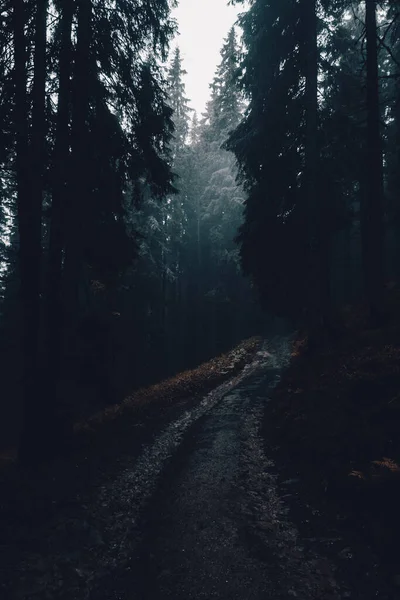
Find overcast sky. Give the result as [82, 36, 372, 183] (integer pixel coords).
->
[171, 0, 243, 116]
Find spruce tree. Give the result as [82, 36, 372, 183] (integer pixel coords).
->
[210, 26, 243, 140]
[227, 0, 306, 319]
[9, 0, 178, 459]
[363, 0, 385, 320]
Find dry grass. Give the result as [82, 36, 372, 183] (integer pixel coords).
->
[0, 336, 262, 555]
[74, 336, 262, 436]
[0, 336, 261, 471]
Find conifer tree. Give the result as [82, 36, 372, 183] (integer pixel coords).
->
[363, 0, 385, 320]
[167, 47, 193, 151]
[227, 0, 306, 318]
[7, 0, 178, 459]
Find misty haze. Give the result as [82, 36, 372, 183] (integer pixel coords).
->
[0, 1, 400, 599]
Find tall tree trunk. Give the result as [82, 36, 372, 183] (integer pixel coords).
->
[46, 0, 74, 418]
[13, 0, 31, 459]
[14, 0, 47, 463]
[363, 0, 385, 321]
[304, 0, 323, 337]
[63, 0, 91, 362]
[161, 238, 168, 373]
[394, 90, 400, 281]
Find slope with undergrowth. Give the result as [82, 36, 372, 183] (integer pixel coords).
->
[0, 337, 262, 542]
[266, 304, 400, 584]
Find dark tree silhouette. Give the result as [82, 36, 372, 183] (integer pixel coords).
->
[13, 0, 48, 463]
[4, 0, 400, 463]
[363, 0, 385, 321]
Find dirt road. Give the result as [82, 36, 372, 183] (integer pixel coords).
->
[8, 339, 356, 599]
[88, 338, 341, 600]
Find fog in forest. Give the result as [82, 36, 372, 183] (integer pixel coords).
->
[2, 1, 400, 598]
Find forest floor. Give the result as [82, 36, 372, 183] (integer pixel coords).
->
[0, 337, 262, 598]
[263, 302, 400, 595]
[1, 325, 400, 599]
[0, 336, 349, 600]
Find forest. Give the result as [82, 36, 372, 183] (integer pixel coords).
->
[0, 0, 398, 456]
[2, 0, 400, 597]
[0, 0, 265, 462]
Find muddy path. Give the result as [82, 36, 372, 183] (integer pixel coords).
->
[88, 338, 340, 600]
[5, 337, 377, 599]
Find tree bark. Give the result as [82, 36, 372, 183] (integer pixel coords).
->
[14, 0, 47, 463]
[304, 0, 325, 339]
[46, 0, 74, 417]
[363, 0, 385, 322]
[304, 0, 318, 238]
[394, 90, 400, 281]
[63, 0, 92, 356]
